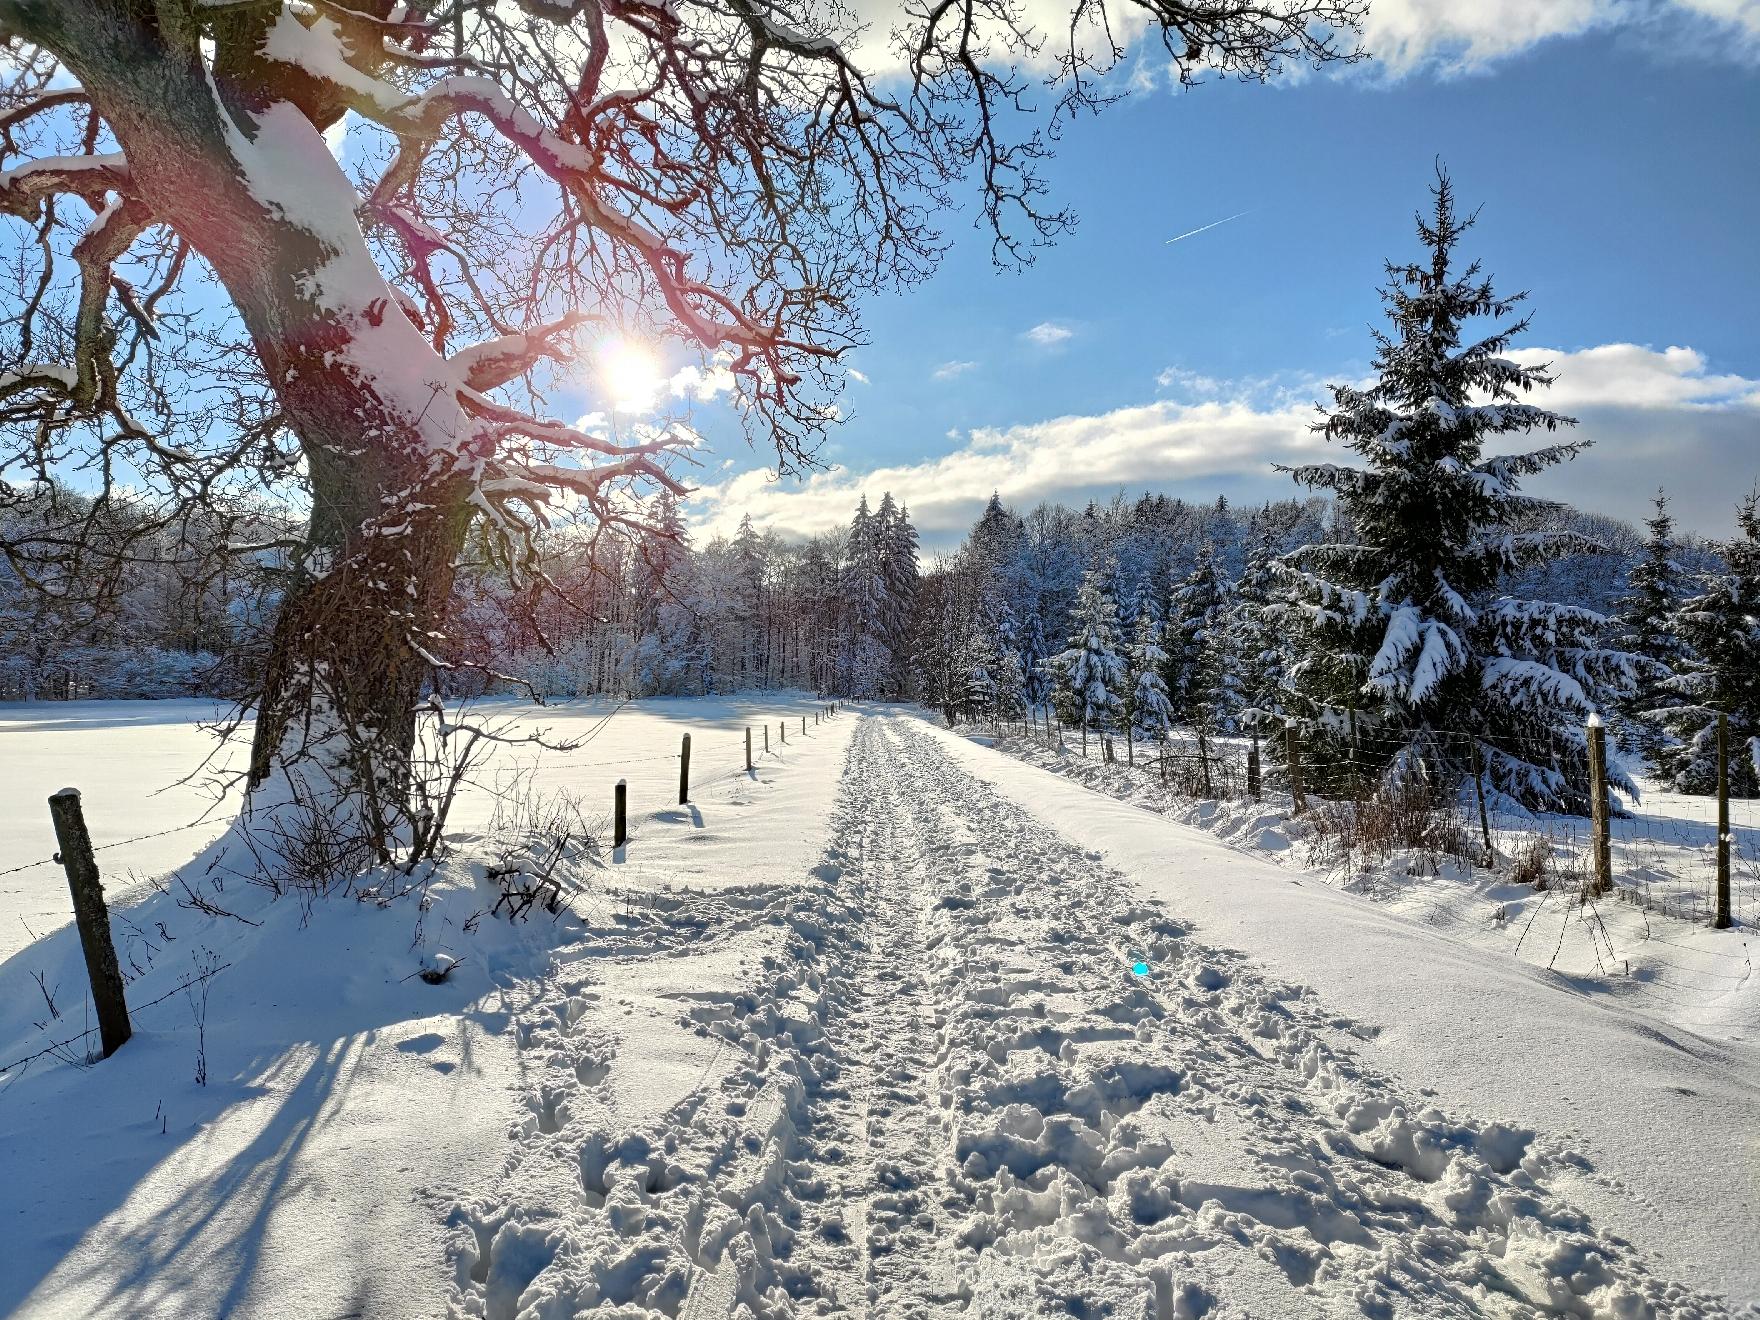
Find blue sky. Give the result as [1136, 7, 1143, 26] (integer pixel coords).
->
[583, 2, 1760, 548]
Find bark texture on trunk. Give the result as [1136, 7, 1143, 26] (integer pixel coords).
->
[28, 5, 486, 853]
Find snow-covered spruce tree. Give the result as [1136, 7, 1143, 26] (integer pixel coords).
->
[1164, 538, 1234, 726]
[1653, 493, 1760, 797]
[0, 1, 1363, 863]
[1054, 563, 1127, 752]
[987, 600, 1029, 723]
[1021, 611, 1055, 711]
[1283, 168, 1641, 811]
[1613, 492, 1689, 760]
[730, 515, 767, 686]
[994, 643, 1030, 725]
[962, 624, 998, 724]
[838, 496, 890, 698]
[1234, 516, 1289, 730]
[877, 496, 921, 699]
[1126, 605, 1175, 740]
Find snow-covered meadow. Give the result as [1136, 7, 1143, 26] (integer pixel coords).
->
[1, 698, 1756, 1316]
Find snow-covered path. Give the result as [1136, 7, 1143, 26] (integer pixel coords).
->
[453, 715, 1737, 1317]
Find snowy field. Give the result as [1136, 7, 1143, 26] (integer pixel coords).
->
[1, 698, 1756, 1317]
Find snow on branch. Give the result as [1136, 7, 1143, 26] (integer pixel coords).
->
[448, 314, 595, 393]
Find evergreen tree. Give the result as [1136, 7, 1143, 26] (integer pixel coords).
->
[1165, 538, 1231, 724]
[1054, 562, 1127, 744]
[839, 495, 890, 698]
[878, 496, 921, 697]
[730, 514, 766, 684]
[1282, 167, 1642, 810]
[1613, 491, 1687, 760]
[990, 600, 1028, 721]
[1125, 604, 1174, 738]
[1234, 516, 1288, 730]
[969, 492, 1025, 592]
[633, 493, 704, 695]
[1020, 611, 1053, 710]
[1190, 601, 1244, 737]
[963, 623, 998, 723]
[1653, 493, 1760, 796]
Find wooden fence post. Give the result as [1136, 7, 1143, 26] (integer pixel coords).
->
[47, 789, 131, 1059]
[614, 779, 627, 848]
[780, 720, 786, 745]
[678, 734, 691, 804]
[745, 727, 753, 774]
[1587, 715, 1612, 897]
[1285, 724, 1307, 816]
[1469, 739, 1493, 866]
[1716, 711, 1731, 929]
[1247, 735, 1261, 801]
[764, 725, 770, 754]
[802, 715, 807, 736]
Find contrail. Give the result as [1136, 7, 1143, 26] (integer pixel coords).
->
[1165, 208, 1254, 244]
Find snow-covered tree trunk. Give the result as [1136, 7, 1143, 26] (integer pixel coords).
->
[43, 50, 478, 837]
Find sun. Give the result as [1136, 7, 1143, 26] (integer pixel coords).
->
[598, 338, 664, 415]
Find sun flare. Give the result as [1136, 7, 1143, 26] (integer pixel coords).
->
[599, 338, 665, 414]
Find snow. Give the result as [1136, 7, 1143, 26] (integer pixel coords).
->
[0, 694, 851, 1317]
[1, 699, 1755, 1314]
[961, 718, 1760, 1300]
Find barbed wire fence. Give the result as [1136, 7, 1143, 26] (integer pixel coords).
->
[989, 704, 1758, 938]
[2, 701, 847, 944]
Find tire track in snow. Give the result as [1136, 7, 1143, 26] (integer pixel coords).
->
[447, 714, 1740, 1319]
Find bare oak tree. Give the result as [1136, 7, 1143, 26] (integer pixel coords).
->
[0, 0, 1363, 861]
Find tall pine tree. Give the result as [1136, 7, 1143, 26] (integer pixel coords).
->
[1613, 491, 1688, 760]
[839, 496, 890, 698]
[1054, 562, 1127, 749]
[1283, 167, 1641, 811]
[1234, 516, 1288, 731]
[877, 496, 921, 698]
[1125, 603, 1175, 738]
[1164, 539, 1234, 728]
[1653, 492, 1760, 797]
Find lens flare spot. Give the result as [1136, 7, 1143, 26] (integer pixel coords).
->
[599, 338, 664, 414]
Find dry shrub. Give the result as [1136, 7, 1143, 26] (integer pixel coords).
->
[1509, 835, 1552, 888]
[482, 781, 599, 922]
[1306, 777, 1475, 872]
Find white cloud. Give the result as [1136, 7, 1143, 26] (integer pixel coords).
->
[848, 367, 870, 384]
[1363, 0, 1617, 75]
[688, 343, 1760, 545]
[1508, 343, 1760, 410]
[932, 359, 978, 381]
[669, 359, 737, 403]
[1023, 320, 1075, 348]
[1361, 0, 1760, 76]
[1674, 0, 1760, 36]
[733, 0, 1756, 104]
[688, 395, 1324, 545]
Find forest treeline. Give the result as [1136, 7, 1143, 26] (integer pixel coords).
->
[5, 473, 1754, 805]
